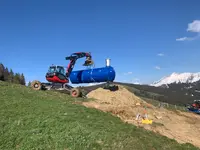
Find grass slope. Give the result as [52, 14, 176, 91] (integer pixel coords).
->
[0, 81, 198, 150]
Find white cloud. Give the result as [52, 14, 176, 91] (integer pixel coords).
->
[176, 20, 200, 42]
[176, 37, 195, 41]
[133, 78, 140, 81]
[119, 78, 142, 84]
[124, 71, 133, 75]
[187, 20, 200, 33]
[131, 78, 141, 84]
[157, 53, 164, 56]
[133, 82, 140, 85]
[155, 66, 161, 70]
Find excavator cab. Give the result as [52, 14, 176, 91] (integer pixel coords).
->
[46, 65, 68, 84]
[48, 66, 65, 75]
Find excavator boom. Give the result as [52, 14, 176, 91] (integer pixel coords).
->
[65, 52, 93, 77]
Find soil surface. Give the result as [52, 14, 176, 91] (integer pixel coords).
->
[81, 85, 200, 148]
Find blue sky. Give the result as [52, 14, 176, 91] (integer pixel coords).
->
[0, 0, 200, 85]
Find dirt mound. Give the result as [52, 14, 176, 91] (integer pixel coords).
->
[85, 86, 155, 121]
[82, 85, 200, 148]
[87, 85, 146, 106]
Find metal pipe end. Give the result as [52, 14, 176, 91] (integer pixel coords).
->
[106, 58, 111, 66]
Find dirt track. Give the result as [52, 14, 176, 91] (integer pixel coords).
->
[81, 85, 200, 148]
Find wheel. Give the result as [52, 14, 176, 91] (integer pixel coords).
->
[70, 88, 81, 98]
[31, 80, 42, 90]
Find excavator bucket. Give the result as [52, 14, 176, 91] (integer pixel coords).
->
[83, 60, 94, 66]
[83, 57, 94, 66]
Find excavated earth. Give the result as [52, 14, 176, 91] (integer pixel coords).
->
[81, 85, 200, 148]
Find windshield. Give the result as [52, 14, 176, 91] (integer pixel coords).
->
[56, 66, 65, 75]
[48, 66, 56, 73]
[48, 66, 65, 75]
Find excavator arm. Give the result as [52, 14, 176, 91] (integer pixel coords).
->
[65, 52, 93, 77]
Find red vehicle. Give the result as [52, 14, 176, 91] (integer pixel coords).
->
[31, 52, 94, 97]
[187, 100, 200, 115]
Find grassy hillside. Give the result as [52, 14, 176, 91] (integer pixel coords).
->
[0, 81, 198, 150]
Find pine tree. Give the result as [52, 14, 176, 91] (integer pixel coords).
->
[3, 67, 9, 81]
[0, 63, 5, 81]
[20, 73, 26, 85]
[28, 81, 31, 87]
[0, 63, 27, 85]
[14, 73, 21, 84]
[8, 69, 14, 83]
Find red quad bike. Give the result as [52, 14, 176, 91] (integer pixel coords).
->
[31, 52, 94, 98]
[186, 100, 200, 115]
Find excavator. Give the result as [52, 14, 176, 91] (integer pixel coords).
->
[31, 52, 117, 97]
[31, 52, 94, 97]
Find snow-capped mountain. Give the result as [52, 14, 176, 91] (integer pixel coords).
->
[151, 72, 200, 87]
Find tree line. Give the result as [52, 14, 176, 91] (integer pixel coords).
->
[0, 63, 26, 85]
[120, 82, 194, 105]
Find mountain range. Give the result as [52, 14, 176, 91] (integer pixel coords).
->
[138, 72, 200, 105]
[151, 72, 200, 87]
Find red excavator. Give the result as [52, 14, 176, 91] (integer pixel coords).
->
[46, 52, 93, 84]
[31, 52, 94, 97]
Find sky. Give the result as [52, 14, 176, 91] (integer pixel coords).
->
[0, 0, 200, 85]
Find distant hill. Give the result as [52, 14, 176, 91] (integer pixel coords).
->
[83, 81, 200, 106]
[125, 82, 200, 105]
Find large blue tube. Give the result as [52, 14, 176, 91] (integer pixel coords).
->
[69, 66, 116, 84]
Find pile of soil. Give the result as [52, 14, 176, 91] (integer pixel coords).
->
[81, 85, 200, 148]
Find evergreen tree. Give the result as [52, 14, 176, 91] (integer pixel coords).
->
[0, 63, 27, 86]
[8, 69, 14, 83]
[0, 63, 5, 81]
[20, 73, 26, 85]
[28, 81, 31, 87]
[14, 73, 21, 84]
[3, 67, 9, 81]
